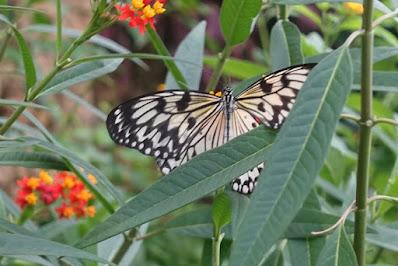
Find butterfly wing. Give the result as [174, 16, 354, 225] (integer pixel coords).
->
[235, 63, 316, 129]
[106, 90, 225, 174]
[229, 63, 315, 194]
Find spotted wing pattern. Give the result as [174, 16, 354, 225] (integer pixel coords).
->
[235, 63, 316, 129]
[106, 90, 226, 174]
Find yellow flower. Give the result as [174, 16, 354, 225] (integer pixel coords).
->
[215, 91, 222, 97]
[27, 177, 40, 190]
[77, 189, 93, 202]
[25, 193, 38, 205]
[143, 5, 156, 18]
[87, 174, 97, 185]
[63, 176, 76, 189]
[86, 206, 96, 217]
[153, 1, 166, 14]
[344, 3, 364, 15]
[39, 170, 53, 185]
[131, 0, 144, 9]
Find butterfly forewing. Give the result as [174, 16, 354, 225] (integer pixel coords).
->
[236, 63, 316, 129]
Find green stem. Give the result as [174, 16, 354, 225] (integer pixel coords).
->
[354, 1, 374, 265]
[0, 29, 12, 63]
[212, 233, 224, 266]
[111, 229, 136, 264]
[146, 26, 187, 90]
[278, 5, 288, 20]
[55, 0, 62, 61]
[373, 117, 398, 127]
[206, 46, 232, 91]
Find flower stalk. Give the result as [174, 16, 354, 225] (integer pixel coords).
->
[354, 0, 374, 265]
[206, 46, 232, 91]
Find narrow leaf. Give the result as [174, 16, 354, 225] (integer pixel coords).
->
[165, 21, 206, 90]
[0, 151, 67, 170]
[0, 99, 48, 110]
[270, 20, 303, 71]
[77, 126, 276, 248]
[230, 47, 353, 266]
[315, 226, 357, 266]
[39, 59, 123, 97]
[220, 0, 262, 45]
[0, 233, 110, 264]
[212, 192, 232, 236]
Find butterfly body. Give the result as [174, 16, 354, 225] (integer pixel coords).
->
[107, 63, 316, 194]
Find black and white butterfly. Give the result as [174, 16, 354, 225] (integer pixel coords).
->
[106, 63, 315, 194]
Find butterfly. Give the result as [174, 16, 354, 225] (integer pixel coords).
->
[106, 63, 316, 194]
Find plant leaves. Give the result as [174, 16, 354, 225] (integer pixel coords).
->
[367, 225, 398, 251]
[315, 226, 357, 266]
[0, 233, 110, 264]
[220, 0, 262, 46]
[270, 20, 303, 71]
[0, 151, 67, 170]
[38, 59, 123, 98]
[229, 46, 353, 266]
[0, 99, 49, 110]
[212, 192, 232, 236]
[77, 126, 276, 248]
[287, 237, 325, 266]
[165, 21, 206, 90]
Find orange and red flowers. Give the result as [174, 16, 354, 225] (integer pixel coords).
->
[115, 0, 167, 34]
[15, 170, 97, 220]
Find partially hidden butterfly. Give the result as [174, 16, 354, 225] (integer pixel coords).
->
[106, 63, 316, 194]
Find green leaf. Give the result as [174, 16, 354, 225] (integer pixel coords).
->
[0, 151, 67, 170]
[367, 225, 398, 251]
[0, 15, 37, 91]
[212, 192, 232, 236]
[24, 25, 147, 68]
[204, 56, 267, 80]
[38, 59, 123, 97]
[220, 0, 262, 46]
[0, 5, 45, 14]
[230, 47, 353, 266]
[287, 237, 325, 266]
[229, 190, 250, 239]
[165, 21, 206, 90]
[353, 71, 398, 93]
[77, 126, 276, 248]
[0, 233, 110, 264]
[0, 218, 38, 237]
[270, 20, 303, 71]
[315, 226, 357, 266]
[0, 99, 48, 110]
[377, 159, 398, 217]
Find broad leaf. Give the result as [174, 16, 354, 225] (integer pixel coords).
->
[212, 192, 232, 236]
[220, 0, 262, 45]
[270, 20, 303, 71]
[287, 237, 325, 266]
[230, 47, 353, 266]
[77, 126, 276, 248]
[165, 21, 206, 90]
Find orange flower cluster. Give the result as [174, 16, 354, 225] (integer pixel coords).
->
[115, 0, 167, 34]
[15, 170, 97, 219]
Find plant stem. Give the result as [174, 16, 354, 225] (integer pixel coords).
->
[55, 0, 63, 61]
[278, 5, 288, 20]
[206, 46, 232, 91]
[146, 26, 187, 90]
[212, 233, 224, 266]
[111, 229, 136, 265]
[354, 1, 374, 265]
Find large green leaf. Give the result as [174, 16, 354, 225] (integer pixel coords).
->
[212, 192, 232, 236]
[220, 0, 262, 45]
[0, 233, 109, 264]
[229, 47, 353, 266]
[165, 21, 206, 90]
[0, 151, 67, 170]
[38, 58, 123, 97]
[270, 20, 303, 71]
[315, 226, 357, 266]
[353, 71, 398, 93]
[77, 126, 276, 248]
[367, 225, 398, 251]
